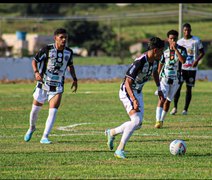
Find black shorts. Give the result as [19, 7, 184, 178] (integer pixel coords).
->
[181, 70, 196, 87]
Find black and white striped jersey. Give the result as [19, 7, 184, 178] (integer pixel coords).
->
[123, 54, 158, 91]
[159, 45, 187, 81]
[34, 43, 73, 87]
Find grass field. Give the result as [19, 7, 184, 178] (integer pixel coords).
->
[0, 80, 211, 179]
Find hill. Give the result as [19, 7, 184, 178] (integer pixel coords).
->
[0, 3, 212, 41]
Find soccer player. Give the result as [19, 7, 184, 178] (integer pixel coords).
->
[24, 28, 78, 144]
[170, 23, 205, 115]
[154, 29, 187, 128]
[105, 37, 165, 159]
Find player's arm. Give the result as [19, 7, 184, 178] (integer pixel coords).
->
[193, 48, 205, 67]
[68, 65, 78, 93]
[158, 62, 163, 75]
[172, 42, 186, 64]
[32, 59, 43, 83]
[124, 77, 139, 112]
[153, 70, 165, 102]
[32, 46, 48, 83]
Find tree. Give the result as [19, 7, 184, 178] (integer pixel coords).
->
[24, 4, 60, 16]
[64, 20, 117, 56]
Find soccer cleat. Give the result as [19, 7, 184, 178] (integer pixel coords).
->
[40, 138, 52, 144]
[182, 110, 187, 115]
[154, 121, 163, 128]
[24, 129, 36, 142]
[105, 129, 115, 150]
[170, 108, 177, 115]
[114, 150, 126, 159]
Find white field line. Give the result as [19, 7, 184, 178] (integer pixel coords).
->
[51, 123, 211, 139]
[57, 123, 93, 131]
[0, 123, 211, 139]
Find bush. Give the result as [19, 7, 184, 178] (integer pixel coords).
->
[199, 45, 212, 69]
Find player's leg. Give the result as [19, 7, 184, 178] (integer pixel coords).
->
[114, 111, 143, 159]
[24, 88, 46, 142]
[170, 83, 182, 115]
[40, 93, 62, 144]
[155, 100, 163, 128]
[182, 70, 196, 115]
[155, 78, 168, 128]
[114, 91, 143, 158]
[170, 70, 186, 115]
[105, 88, 132, 151]
[160, 99, 170, 122]
[183, 85, 192, 114]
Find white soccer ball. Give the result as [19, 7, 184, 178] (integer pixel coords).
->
[169, 139, 186, 155]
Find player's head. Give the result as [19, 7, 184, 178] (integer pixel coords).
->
[54, 28, 67, 36]
[183, 23, 191, 29]
[167, 29, 178, 43]
[182, 23, 192, 39]
[167, 29, 178, 38]
[54, 28, 68, 49]
[147, 37, 165, 60]
[148, 37, 165, 50]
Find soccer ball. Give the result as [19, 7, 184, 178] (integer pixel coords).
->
[169, 139, 186, 155]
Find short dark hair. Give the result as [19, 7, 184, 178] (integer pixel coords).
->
[54, 28, 67, 36]
[167, 29, 178, 38]
[147, 37, 165, 50]
[183, 23, 191, 29]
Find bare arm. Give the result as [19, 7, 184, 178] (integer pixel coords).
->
[193, 48, 205, 67]
[125, 77, 139, 112]
[153, 70, 161, 88]
[158, 63, 163, 75]
[32, 59, 43, 82]
[68, 65, 78, 93]
[153, 70, 165, 102]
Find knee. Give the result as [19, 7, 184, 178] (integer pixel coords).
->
[130, 112, 143, 129]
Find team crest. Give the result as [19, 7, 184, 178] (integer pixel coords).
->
[58, 53, 63, 58]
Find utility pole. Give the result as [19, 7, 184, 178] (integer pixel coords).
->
[179, 3, 183, 39]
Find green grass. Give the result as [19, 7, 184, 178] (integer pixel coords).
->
[117, 21, 212, 41]
[0, 80, 211, 179]
[74, 56, 133, 65]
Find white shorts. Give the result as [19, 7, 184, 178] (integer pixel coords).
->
[160, 78, 180, 102]
[33, 87, 61, 104]
[119, 88, 144, 117]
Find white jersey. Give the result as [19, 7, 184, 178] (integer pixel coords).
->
[177, 36, 203, 71]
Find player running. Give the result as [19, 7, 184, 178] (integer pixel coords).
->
[105, 37, 165, 159]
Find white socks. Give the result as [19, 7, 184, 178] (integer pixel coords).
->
[156, 106, 167, 122]
[156, 107, 163, 121]
[29, 104, 42, 130]
[160, 110, 167, 121]
[114, 112, 143, 146]
[42, 108, 58, 139]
